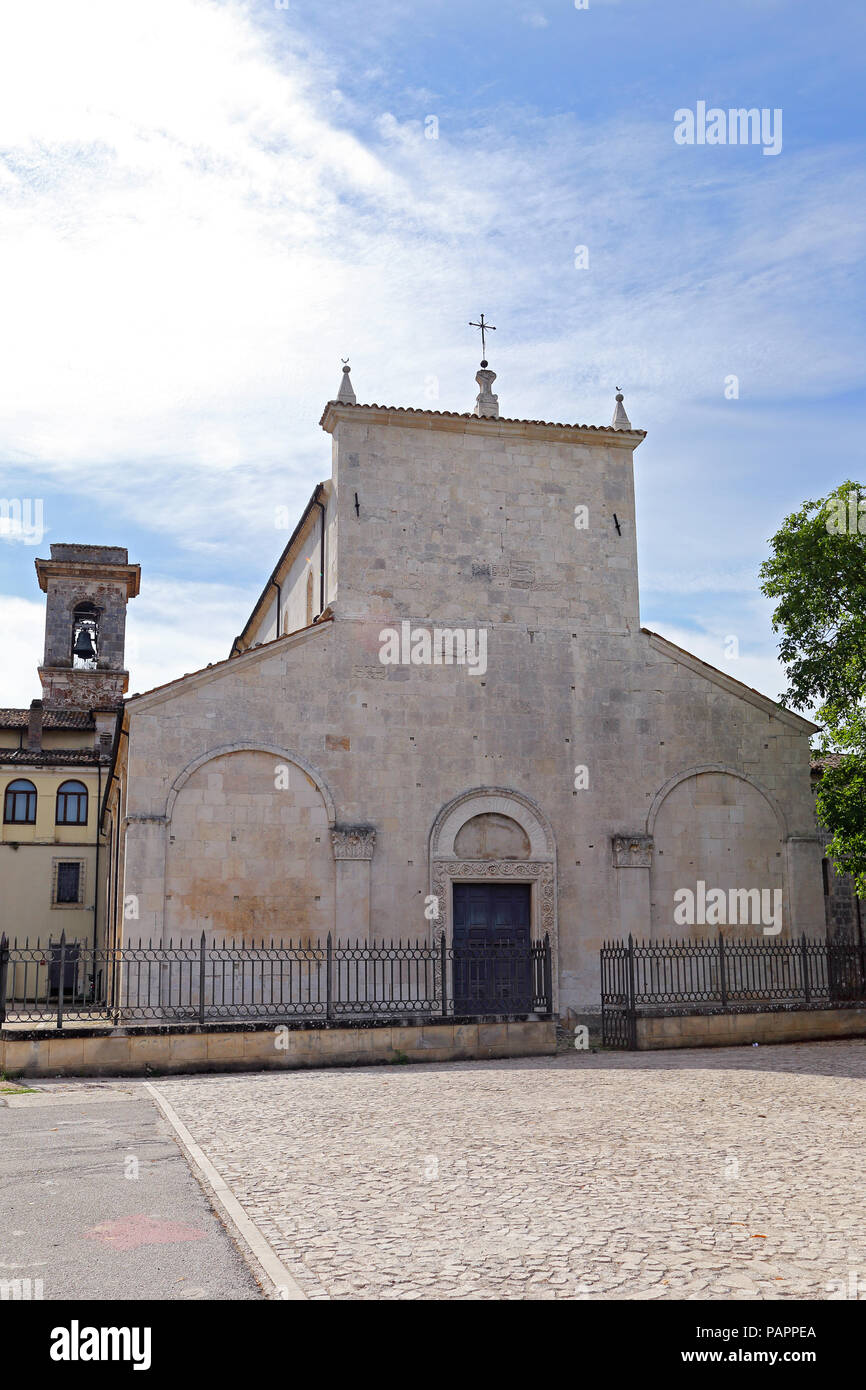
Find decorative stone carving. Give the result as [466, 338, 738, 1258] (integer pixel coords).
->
[331, 824, 376, 860]
[430, 860, 556, 947]
[38, 668, 130, 710]
[612, 834, 653, 869]
[431, 787, 555, 860]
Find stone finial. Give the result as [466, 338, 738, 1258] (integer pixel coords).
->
[336, 361, 356, 405]
[611, 387, 632, 430]
[474, 368, 499, 419]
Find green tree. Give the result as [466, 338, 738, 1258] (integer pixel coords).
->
[760, 480, 866, 894]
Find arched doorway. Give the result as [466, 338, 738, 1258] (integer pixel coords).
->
[429, 788, 558, 1009]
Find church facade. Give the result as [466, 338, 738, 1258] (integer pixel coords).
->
[103, 365, 825, 1014]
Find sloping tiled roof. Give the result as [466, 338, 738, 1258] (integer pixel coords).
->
[811, 753, 846, 772]
[0, 708, 96, 730]
[0, 748, 104, 766]
[319, 399, 646, 436]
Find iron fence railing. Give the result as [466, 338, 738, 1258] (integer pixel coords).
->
[601, 933, 866, 1049]
[0, 930, 552, 1030]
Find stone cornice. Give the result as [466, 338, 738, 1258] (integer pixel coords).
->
[35, 559, 141, 598]
[319, 401, 645, 449]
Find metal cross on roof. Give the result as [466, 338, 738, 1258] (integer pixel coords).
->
[469, 313, 496, 367]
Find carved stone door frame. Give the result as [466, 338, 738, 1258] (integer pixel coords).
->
[428, 788, 558, 1010]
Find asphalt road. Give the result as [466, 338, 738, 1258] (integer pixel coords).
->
[0, 1082, 262, 1301]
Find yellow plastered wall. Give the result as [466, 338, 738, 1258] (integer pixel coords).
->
[0, 765, 104, 946]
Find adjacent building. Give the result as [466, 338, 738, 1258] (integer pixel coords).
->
[0, 545, 139, 954]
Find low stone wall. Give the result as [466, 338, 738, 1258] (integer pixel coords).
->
[636, 1007, 866, 1050]
[0, 1017, 556, 1077]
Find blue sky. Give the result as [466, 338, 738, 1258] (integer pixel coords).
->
[0, 0, 863, 705]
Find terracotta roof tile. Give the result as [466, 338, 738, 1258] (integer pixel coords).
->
[0, 748, 103, 766]
[811, 753, 846, 771]
[318, 400, 646, 436]
[0, 709, 96, 730]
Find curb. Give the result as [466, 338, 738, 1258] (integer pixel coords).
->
[143, 1081, 311, 1301]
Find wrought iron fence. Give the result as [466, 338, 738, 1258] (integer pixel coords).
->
[0, 930, 552, 1030]
[601, 933, 866, 1049]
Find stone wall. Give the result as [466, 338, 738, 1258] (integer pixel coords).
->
[636, 1008, 866, 1050]
[650, 770, 785, 938]
[0, 1017, 557, 1077]
[164, 748, 334, 942]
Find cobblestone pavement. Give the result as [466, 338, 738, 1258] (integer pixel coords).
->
[153, 1041, 866, 1300]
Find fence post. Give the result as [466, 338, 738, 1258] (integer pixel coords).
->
[718, 931, 727, 1008]
[543, 932, 552, 1013]
[198, 931, 206, 1025]
[801, 932, 811, 1005]
[440, 931, 448, 1018]
[111, 941, 120, 1025]
[326, 933, 333, 1022]
[626, 933, 636, 1047]
[57, 930, 66, 1031]
[0, 934, 8, 1026]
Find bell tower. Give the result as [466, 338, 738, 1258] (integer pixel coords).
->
[34, 544, 141, 711]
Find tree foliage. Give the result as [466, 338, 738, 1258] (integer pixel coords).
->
[760, 480, 866, 894]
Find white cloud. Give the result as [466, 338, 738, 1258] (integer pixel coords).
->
[0, 0, 861, 703]
[0, 577, 251, 710]
[2, 0, 860, 493]
[124, 576, 252, 696]
[0, 597, 46, 707]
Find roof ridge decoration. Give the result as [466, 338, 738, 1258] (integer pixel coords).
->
[336, 359, 356, 404]
[611, 387, 632, 430]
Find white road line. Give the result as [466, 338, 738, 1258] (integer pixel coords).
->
[143, 1081, 310, 1302]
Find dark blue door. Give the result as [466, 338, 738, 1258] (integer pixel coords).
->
[452, 883, 532, 1014]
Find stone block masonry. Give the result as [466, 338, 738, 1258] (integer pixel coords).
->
[0, 1018, 557, 1077]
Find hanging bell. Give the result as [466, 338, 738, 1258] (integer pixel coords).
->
[73, 627, 96, 661]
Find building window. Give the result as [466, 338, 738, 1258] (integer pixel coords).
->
[52, 859, 85, 906]
[4, 778, 37, 824]
[306, 568, 315, 626]
[56, 779, 88, 825]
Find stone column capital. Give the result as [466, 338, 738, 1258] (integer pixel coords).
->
[612, 834, 653, 869]
[331, 824, 376, 861]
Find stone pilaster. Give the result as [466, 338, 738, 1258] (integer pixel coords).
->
[331, 825, 376, 942]
[785, 835, 825, 936]
[122, 815, 169, 945]
[612, 834, 653, 939]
